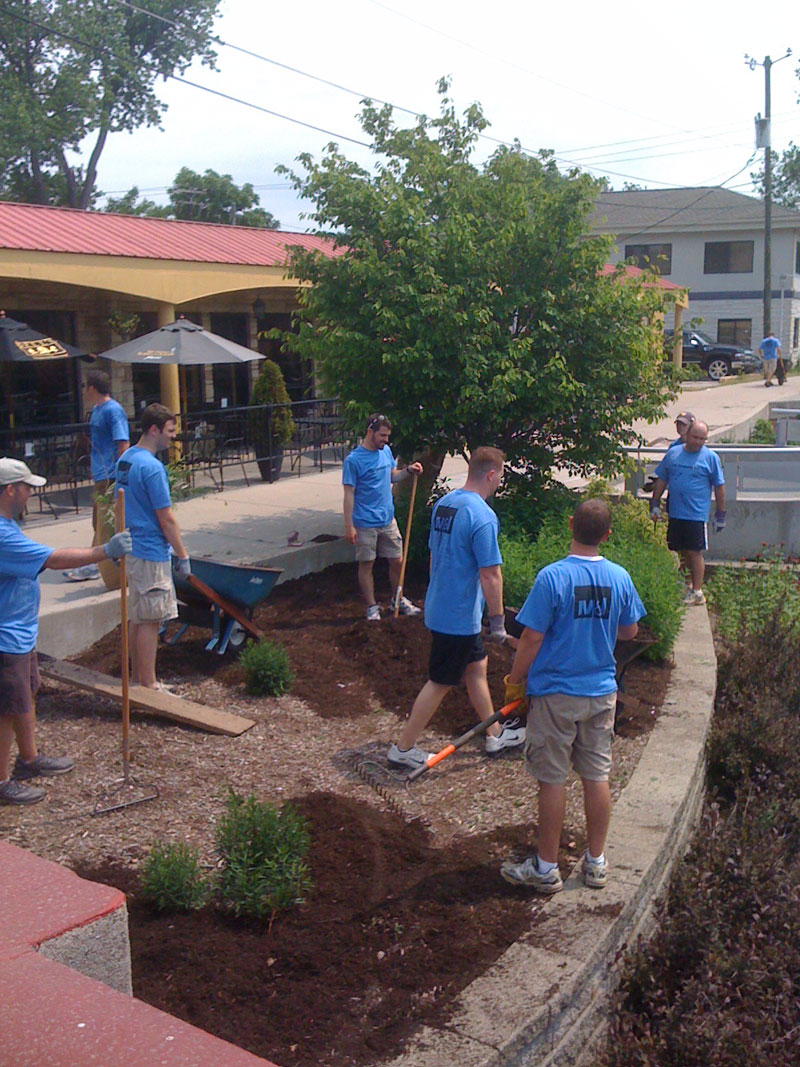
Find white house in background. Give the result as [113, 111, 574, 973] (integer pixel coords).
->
[591, 187, 800, 360]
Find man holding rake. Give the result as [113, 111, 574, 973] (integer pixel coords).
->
[342, 413, 423, 620]
[388, 446, 525, 770]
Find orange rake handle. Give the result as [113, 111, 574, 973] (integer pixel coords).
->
[407, 699, 524, 782]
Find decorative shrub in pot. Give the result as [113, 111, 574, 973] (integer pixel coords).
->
[248, 359, 296, 481]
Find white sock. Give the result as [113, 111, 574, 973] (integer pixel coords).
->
[536, 856, 558, 874]
[587, 851, 605, 866]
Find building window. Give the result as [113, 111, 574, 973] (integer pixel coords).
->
[704, 241, 754, 274]
[624, 243, 672, 275]
[718, 319, 752, 347]
[794, 317, 800, 349]
[796, 242, 800, 274]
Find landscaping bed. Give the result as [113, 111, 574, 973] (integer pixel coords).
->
[1, 561, 670, 1067]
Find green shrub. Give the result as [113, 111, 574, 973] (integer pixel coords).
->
[749, 417, 776, 444]
[502, 492, 683, 660]
[706, 555, 800, 643]
[239, 638, 294, 696]
[215, 789, 312, 921]
[141, 841, 208, 912]
[248, 359, 296, 452]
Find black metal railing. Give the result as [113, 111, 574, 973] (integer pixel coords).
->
[0, 398, 351, 514]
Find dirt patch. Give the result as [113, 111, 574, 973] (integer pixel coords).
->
[3, 560, 671, 1067]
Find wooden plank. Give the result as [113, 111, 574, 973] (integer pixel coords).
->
[38, 654, 256, 737]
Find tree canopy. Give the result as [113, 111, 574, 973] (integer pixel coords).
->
[279, 81, 673, 498]
[0, 0, 220, 209]
[104, 167, 279, 227]
[752, 142, 800, 210]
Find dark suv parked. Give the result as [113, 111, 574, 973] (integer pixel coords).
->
[664, 328, 757, 381]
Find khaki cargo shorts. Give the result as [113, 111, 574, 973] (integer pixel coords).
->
[524, 691, 617, 784]
[127, 556, 179, 625]
[354, 519, 403, 562]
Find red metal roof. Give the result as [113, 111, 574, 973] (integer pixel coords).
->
[0, 200, 337, 267]
[599, 262, 683, 291]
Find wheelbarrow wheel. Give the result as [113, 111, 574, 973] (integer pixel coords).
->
[228, 621, 247, 650]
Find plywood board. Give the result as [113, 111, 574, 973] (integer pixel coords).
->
[38, 654, 255, 736]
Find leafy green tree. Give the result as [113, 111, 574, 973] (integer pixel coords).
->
[278, 80, 673, 500]
[106, 167, 279, 227]
[752, 142, 800, 210]
[0, 0, 220, 209]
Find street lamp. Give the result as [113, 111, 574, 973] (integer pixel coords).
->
[252, 296, 266, 321]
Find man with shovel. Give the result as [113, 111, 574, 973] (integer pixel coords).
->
[388, 446, 525, 770]
[0, 458, 131, 805]
[342, 413, 423, 620]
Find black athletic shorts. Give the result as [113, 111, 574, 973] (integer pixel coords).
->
[667, 517, 707, 552]
[428, 631, 487, 687]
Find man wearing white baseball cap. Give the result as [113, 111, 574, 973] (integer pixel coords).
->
[0, 457, 132, 805]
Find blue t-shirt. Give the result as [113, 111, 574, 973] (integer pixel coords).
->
[89, 398, 130, 482]
[424, 489, 502, 635]
[342, 445, 395, 528]
[759, 336, 780, 360]
[115, 446, 172, 561]
[0, 518, 53, 653]
[518, 555, 645, 698]
[654, 445, 724, 522]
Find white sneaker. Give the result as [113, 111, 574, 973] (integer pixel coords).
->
[500, 851, 563, 894]
[63, 563, 100, 582]
[682, 588, 706, 606]
[387, 743, 430, 770]
[581, 852, 609, 889]
[366, 604, 381, 621]
[485, 722, 526, 755]
[395, 596, 421, 616]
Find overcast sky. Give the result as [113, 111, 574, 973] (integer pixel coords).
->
[87, 0, 800, 231]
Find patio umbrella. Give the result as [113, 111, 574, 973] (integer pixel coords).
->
[97, 317, 261, 365]
[0, 310, 86, 361]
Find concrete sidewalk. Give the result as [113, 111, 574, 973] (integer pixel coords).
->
[25, 376, 795, 657]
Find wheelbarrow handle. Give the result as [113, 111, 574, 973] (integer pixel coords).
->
[407, 699, 524, 782]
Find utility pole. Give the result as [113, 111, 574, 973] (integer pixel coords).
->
[747, 49, 792, 340]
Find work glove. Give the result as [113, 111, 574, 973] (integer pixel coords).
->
[649, 502, 661, 522]
[172, 556, 192, 579]
[503, 674, 527, 706]
[712, 510, 727, 533]
[487, 614, 507, 643]
[103, 530, 132, 559]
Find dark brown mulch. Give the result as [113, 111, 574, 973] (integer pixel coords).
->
[79, 793, 540, 1067]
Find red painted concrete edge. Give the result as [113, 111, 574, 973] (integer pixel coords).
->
[0, 841, 282, 1067]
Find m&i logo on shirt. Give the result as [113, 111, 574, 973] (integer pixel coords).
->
[433, 506, 458, 534]
[573, 585, 612, 620]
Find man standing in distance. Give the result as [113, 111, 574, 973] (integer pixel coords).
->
[0, 458, 131, 805]
[650, 419, 725, 606]
[64, 368, 130, 583]
[115, 404, 191, 690]
[388, 447, 525, 770]
[758, 329, 783, 387]
[500, 499, 645, 893]
[342, 414, 423, 620]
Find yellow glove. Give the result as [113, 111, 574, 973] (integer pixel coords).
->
[503, 674, 527, 706]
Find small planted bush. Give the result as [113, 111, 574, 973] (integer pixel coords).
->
[141, 841, 208, 912]
[501, 492, 683, 660]
[239, 638, 294, 696]
[706, 554, 800, 643]
[215, 789, 312, 921]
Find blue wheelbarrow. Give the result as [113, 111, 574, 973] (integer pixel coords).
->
[163, 557, 283, 655]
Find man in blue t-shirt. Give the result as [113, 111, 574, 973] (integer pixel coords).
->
[0, 457, 131, 806]
[650, 420, 726, 607]
[115, 404, 190, 691]
[758, 331, 784, 387]
[388, 446, 525, 770]
[342, 413, 423, 621]
[500, 499, 645, 895]
[65, 368, 131, 585]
